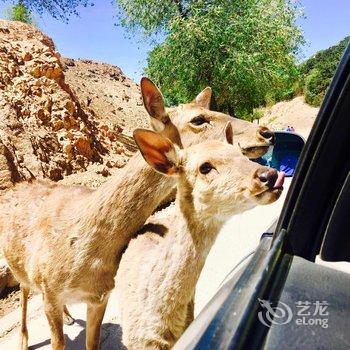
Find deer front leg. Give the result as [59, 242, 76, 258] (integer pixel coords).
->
[20, 286, 29, 350]
[63, 305, 75, 325]
[43, 292, 65, 350]
[86, 299, 108, 350]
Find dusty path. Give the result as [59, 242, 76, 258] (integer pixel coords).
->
[259, 96, 318, 138]
[0, 289, 123, 349]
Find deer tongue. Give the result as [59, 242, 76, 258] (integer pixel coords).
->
[273, 171, 285, 189]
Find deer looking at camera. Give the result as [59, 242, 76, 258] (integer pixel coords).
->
[117, 126, 284, 350]
[0, 78, 274, 350]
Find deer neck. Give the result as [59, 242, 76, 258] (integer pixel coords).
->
[158, 183, 223, 304]
[78, 152, 175, 260]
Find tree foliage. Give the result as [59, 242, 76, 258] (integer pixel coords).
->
[117, 0, 304, 116]
[4, 1, 34, 24]
[116, 0, 183, 36]
[1, 0, 93, 22]
[301, 36, 349, 106]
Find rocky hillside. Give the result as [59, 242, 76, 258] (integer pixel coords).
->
[62, 58, 148, 136]
[0, 20, 148, 190]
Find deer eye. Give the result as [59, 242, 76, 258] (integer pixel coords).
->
[199, 162, 214, 174]
[190, 115, 208, 126]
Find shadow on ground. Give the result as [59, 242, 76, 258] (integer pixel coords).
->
[29, 319, 125, 350]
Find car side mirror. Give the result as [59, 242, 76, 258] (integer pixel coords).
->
[254, 131, 305, 177]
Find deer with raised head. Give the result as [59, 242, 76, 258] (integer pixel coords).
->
[117, 126, 284, 349]
[0, 78, 274, 350]
[141, 78, 274, 159]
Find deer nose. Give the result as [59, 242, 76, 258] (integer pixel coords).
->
[259, 127, 275, 145]
[257, 168, 278, 189]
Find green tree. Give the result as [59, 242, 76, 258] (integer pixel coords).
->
[116, 0, 189, 37]
[117, 0, 304, 116]
[301, 36, 349, 106]
[304, 68, 324, 106]
[4, 1, 34, 24]
[1, 0, 93, 22]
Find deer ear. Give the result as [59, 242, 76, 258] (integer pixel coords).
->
[140, 77, 168, 132]
[133, 129, 179, 175]
[224, 122, 233, 145]
[194, 87, 212, 109]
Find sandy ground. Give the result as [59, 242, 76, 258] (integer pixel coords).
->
[0, 289, 124, 349]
